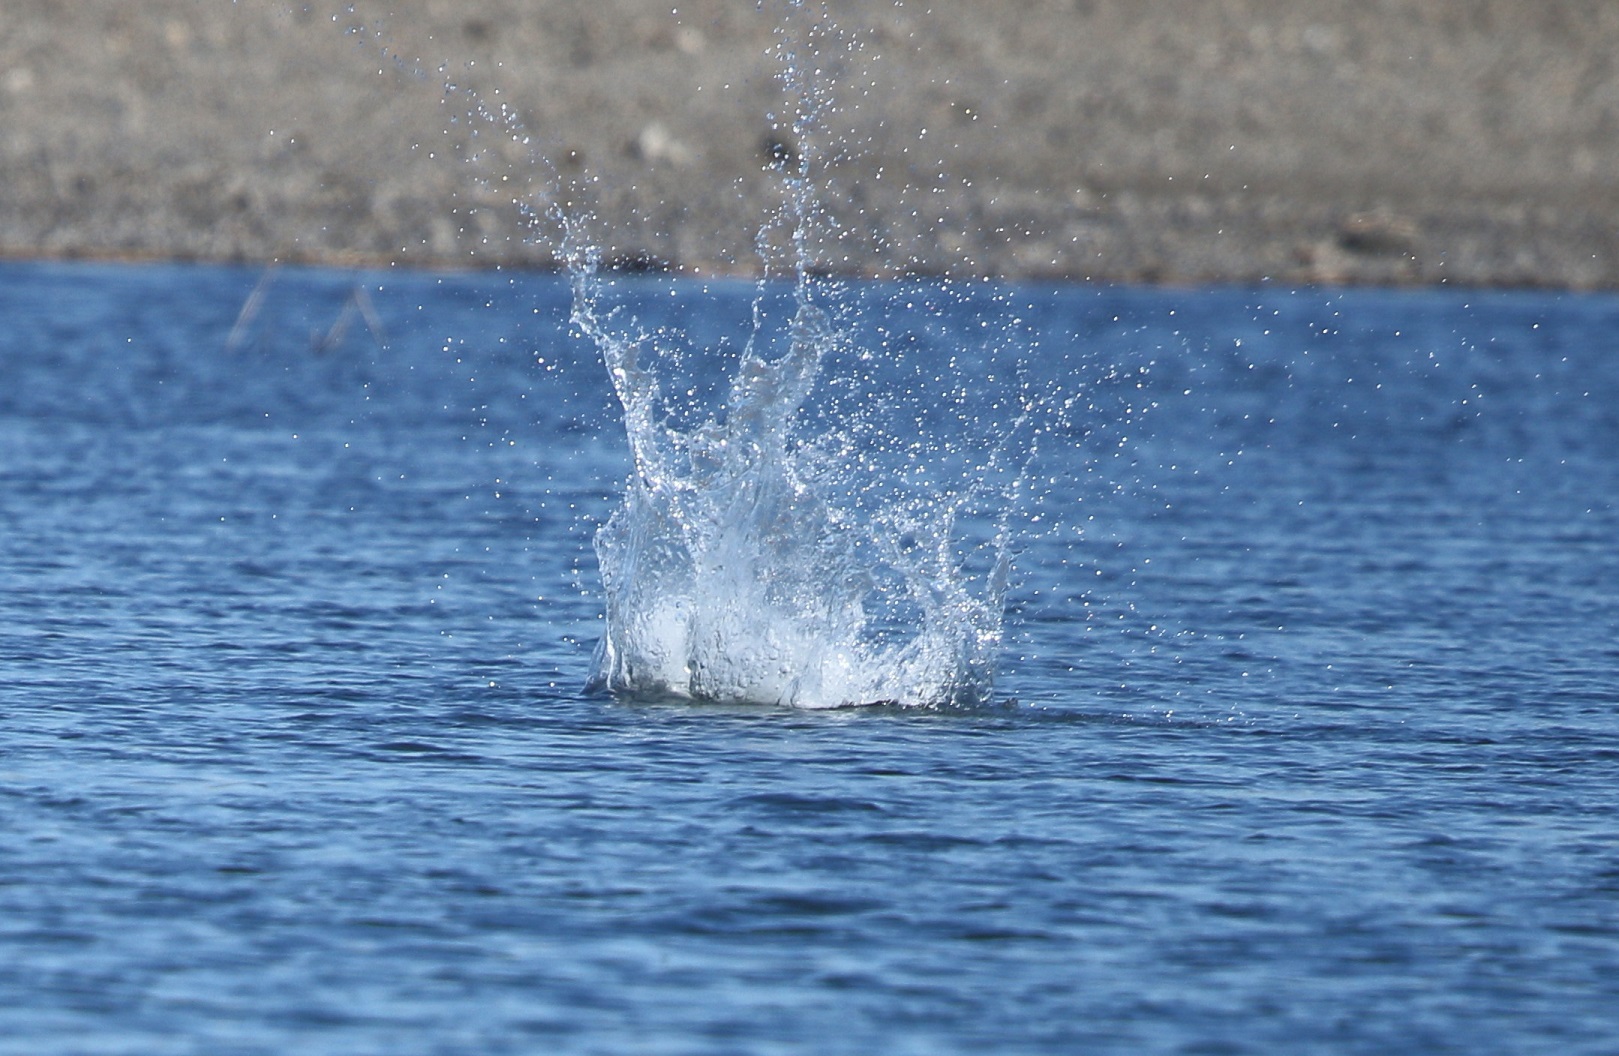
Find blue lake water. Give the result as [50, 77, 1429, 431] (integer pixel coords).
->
[3, 260, 1617, 1053]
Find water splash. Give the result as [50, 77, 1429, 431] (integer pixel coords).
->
[572, 271, 1020, 708]
[564, 5, 1022, 707]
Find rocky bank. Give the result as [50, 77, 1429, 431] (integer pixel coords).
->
[2, 0, 1617, 286]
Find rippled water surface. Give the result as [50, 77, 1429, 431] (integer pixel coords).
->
[3, 261, 1618, 1054]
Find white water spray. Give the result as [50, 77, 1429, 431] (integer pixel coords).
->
[567, 4, 1022, 706]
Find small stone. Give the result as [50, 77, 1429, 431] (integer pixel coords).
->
[1336, 212, 1418, 256]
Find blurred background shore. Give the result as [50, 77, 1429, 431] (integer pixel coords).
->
[2, 0, 1615, 287]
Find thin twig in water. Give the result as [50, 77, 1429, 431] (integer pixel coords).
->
[312, 285, 388, 355]
[225, 264, 280, 353]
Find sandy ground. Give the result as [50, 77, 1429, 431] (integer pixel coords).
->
[2, 0, 1616, 286]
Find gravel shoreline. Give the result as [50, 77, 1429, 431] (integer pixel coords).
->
[3, 0, 1616, 287]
